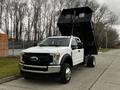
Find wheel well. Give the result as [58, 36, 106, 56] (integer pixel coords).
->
[60, 55, 73, 67]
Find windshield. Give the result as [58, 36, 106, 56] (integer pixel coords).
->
[39, 38, 70, 47]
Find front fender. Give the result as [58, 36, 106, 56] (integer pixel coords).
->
[60, 54, 73, 67]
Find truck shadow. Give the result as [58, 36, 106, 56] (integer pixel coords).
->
[21, 64, 90, 85]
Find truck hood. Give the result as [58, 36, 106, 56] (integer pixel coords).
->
[22, 46, 69, 54]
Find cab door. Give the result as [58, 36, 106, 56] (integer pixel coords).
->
[71, 38, 83, 66]
[76, 38, 84, 63]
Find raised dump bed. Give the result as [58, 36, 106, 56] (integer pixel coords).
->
[57, 7, 98, 55]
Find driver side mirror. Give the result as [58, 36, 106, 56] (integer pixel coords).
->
[71, 45, 77, 50]
[78, 43, 83, 49]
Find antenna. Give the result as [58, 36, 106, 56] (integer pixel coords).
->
[71, 10, 76, 36]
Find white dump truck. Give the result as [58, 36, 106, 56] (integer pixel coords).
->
[19, 7, 98, 84]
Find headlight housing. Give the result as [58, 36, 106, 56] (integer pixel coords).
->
[50, 53, 60, 64]
[20, 52, 25, 63]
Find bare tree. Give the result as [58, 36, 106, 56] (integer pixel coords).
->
[0, 0, 118, 48]
[0, 0, 4, 28]
[31, 0, 46, 41]
[4, 0, 11, 36]
[93, 5, 118, 47]
[26, 6, 32, 41]
[18, 2, 27, 41]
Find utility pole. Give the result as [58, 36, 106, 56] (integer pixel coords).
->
[105, 31, 108, 48]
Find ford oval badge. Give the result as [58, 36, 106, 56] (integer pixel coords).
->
[30, 56, 38, 61]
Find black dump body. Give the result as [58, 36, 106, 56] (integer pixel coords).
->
[57, 7, 98, 55]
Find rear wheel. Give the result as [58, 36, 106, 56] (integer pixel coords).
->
[87, 56, 96, 67]
[60, 63, 72, 84]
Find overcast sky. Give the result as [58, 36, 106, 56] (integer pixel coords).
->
[97, 0, 120, 23]
[97, 0, 120, 35]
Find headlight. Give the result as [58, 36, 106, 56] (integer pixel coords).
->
[50, 53, 60, 64]
[54, 53, 60, 60]
[20, 52, 25, 63]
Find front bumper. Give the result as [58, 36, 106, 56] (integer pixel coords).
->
[19, 63, 61, 74]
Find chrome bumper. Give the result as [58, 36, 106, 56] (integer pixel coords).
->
[19, 63, 61, 74]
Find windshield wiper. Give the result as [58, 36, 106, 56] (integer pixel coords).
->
[49, 45, 60, 47]
[39, 44, 48, 46]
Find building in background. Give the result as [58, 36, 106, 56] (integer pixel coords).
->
[0, 29, 8, 57]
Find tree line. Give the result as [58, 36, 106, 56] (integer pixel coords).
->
[0, 0, 119, 48]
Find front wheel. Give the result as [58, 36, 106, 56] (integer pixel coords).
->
[60, 63, 72, 84]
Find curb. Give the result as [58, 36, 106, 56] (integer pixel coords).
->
[0, 75, 21, 84]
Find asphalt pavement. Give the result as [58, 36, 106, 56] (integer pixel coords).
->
[0, 49, 120, 90]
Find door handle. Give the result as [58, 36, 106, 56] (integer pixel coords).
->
[78, 50, 80, 52]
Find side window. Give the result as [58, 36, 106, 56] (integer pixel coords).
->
[75, 38, 83, 49]
[71, 39, 78, 49]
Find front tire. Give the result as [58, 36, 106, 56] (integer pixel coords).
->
[60, 63, 72, 84]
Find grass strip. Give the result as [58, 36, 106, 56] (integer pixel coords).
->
[0, 57, 20, 79]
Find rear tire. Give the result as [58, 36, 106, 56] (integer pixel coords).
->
[60, 63, 72, 84]
[87, 56, 96, 67]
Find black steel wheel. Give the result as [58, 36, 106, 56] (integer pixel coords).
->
[60, 63, 72, 84]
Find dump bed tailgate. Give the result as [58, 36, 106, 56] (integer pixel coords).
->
[57, 7, 98, 55]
